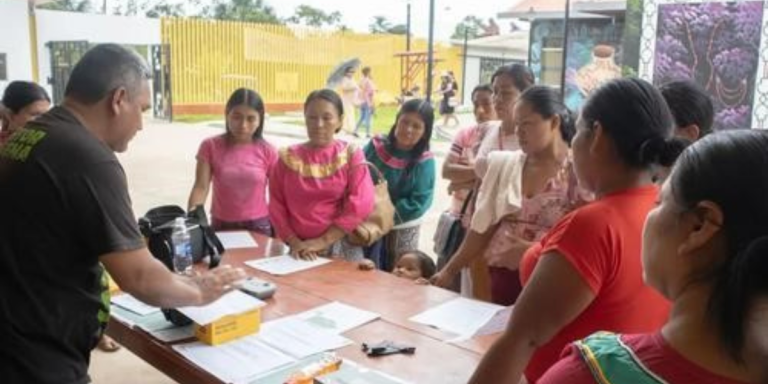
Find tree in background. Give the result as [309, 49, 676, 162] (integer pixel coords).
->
[286, 5, 342, 28]
[621, 0, 642, 77]
[144, 0, 185, 17]
[108, 0, 186, 17]
[369, 16, 407, 35]
[37, 0, 92, 12]
[451, 16, 486, 40]
[200, 0, 282, 24]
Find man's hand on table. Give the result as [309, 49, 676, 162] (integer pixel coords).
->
[190, 265, 247, 305]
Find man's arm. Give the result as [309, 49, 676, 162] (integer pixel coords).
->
[101, 247, 245, 308]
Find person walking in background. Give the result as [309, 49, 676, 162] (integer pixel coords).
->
[269, 89, 375, 261]
[540, 130, 768, 384]
[437, 72, 460, 128]
[354, 67, 376, 138]
[339, 66, 359, 134]
[187, 88, 277, 236]
[0, 81, 51, 146]
[363, 99, 436, 271]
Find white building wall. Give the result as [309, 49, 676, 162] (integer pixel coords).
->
[462, 57, 482, 106]
[35, 10, 161, 95]
[0, 0, 33, 96]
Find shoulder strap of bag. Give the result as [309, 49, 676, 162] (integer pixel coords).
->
[188, 205, 224, 269]
[459, 188, 475, 217]
[346, 142, 386, 184]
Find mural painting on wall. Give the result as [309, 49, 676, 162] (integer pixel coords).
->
[530, 19, 625, 111]
[653, 1, 763, 130]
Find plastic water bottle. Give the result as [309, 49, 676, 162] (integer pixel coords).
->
[171, 217, 193, 274]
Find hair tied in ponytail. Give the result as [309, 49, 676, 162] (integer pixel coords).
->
[713, 233, 768, 361]
[639, 136, 690, 168]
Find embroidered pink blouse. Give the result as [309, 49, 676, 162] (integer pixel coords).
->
[485, 156, 591, 259]
[268, 139, 375, 241]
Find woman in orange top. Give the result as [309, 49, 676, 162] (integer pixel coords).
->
[468, 78, 687, 384]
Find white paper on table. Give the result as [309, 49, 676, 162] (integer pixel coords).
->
[409, 297, 505, 337]
[216, 231, 258, 249]
[257, 317, 353, 359]
[177, 290, 266, 326]
[244, 255, 331, 276]
[109, 308, 137, 328]
[173, 336, 294, 384]
[449, 305, 513, 343]
[474, 305, 513, 336]
[111, 294, 160, 316]
[296, 301, 380, 334]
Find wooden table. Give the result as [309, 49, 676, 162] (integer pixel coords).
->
[108, 233, 497, 383]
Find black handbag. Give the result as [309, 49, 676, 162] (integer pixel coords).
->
[137, 205, 226, 325]
[138, 205, 224, 269]
[436, 190, 474, 292]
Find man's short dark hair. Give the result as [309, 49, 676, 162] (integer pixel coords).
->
[659, 80, 715, 137]
[64, 44, 152, 105]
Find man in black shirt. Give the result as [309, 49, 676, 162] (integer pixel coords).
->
[0, 44, 246, 384]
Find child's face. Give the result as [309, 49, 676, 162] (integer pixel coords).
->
[393, 253, 423, 281]
[473, 90, 495, 124]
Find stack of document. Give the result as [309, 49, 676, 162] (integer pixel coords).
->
[409, 297, 511, 340]
[112, 294, 160, 317]
[253, 356, 410, 384]
[176, 290, 266, 325]
[111, 294, 196, 343]
[173, 317, 353, 383]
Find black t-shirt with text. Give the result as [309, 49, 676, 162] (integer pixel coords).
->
[0, 107, 144, 384]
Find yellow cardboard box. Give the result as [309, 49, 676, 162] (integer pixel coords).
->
[194, 308, 261, 345]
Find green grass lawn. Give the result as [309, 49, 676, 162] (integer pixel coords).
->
[174, 105, 453, 138]
[174, 111, 291, 124]
[265, 105, 400, 136]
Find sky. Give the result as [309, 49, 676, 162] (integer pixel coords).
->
[267, 0, 518, 41]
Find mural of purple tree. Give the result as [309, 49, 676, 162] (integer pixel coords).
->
[654, 1, 763, 130]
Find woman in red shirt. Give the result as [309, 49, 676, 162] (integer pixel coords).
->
[469, 78, 686, 384]
[539, 130, 768, 384]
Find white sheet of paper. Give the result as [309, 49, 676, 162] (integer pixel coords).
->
[216, 231, 258, 249]
[245, 255, 331, 276]
[257, 317, 353, 359]
[474, 305, 513, 337]
[111, 294, 160, 316]
[449, 305, 513, 343]
[173, 337, 294, 384]
[409, 297, 505, 337]
[297, 301, 380, 334]
[177, 290, 265, 326]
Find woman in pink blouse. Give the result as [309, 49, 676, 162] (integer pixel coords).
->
[188, 88, 278, 235]
[269, 89, 375, 261]
[432, 86, 588, 305]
